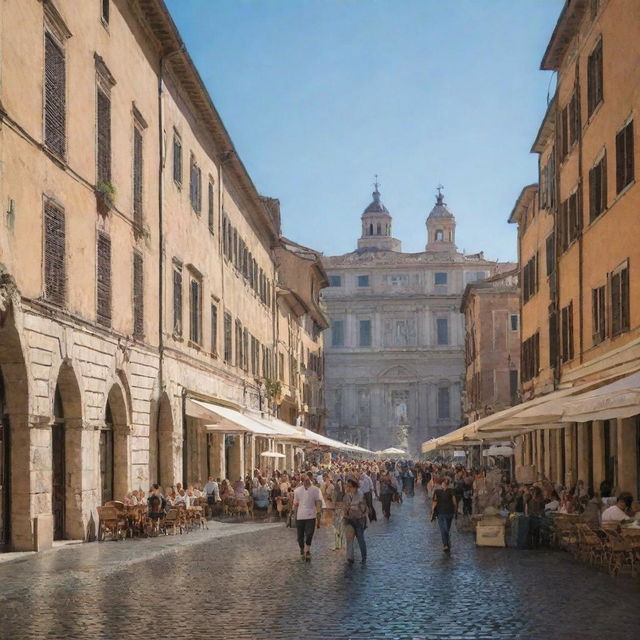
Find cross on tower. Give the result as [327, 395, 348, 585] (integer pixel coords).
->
[374, 174, 380, 191]
[437, 184, 444, 197]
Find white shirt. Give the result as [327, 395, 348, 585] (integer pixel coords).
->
[602, 504, 629, 522]
[294, 485, 322, 520]
[359, 474, 373, 494]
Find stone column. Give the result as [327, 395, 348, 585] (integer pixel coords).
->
[244, 434, 256, 477]
[543, 429, 552, 480]
[535, 430, 543, 476]
[592, 421, 606, 493]
[617, 417, 638, 494]
[285, 444, 294, 473]
[576, 422, 590, 488]
[208, 433, 225, 480]
[564, 424, 577, 487]
[228, 435, 244, 482]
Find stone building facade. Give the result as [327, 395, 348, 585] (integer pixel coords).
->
[321, 186, 504, 455]
[460, 268, 520, 424]
[0, 0, 325, 552]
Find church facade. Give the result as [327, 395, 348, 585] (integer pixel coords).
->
[321, 185, 502, 455]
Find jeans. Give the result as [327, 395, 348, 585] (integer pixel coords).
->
[380, 493, 392, 518]
[296, 518, 316, 550]
[437, 513, 454, 548]
[345, 521, 367, 561]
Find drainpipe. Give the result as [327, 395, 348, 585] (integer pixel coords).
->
[575, 59, 585, 365]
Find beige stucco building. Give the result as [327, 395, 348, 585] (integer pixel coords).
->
[0, 0, 325, 552]
[322, 185, 506, 455]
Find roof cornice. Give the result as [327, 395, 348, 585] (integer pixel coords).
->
[540, 0, 588, 71]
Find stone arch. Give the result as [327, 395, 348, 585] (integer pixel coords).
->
[51, 361, 84, 540]
[149, 392, 175, 488]
[0, 299, 30, 551]
[102, 382, 130, 502]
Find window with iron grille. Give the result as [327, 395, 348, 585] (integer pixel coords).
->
[610, 263, 629, 337]
[189, 276, 202, 344]
[592, 285, 606, 345]
[208, 180, 215, 234]
[589, 153, 607, 221]
[101, 0, 110, 24]
[44, 32, 66, 157]
[96, 232, 112, 327]
[587, 39, 603, 117]
[210, 302, 218, 357]
[133, 251, 144, 338]
[96, 87, 111, 185]
[172, 262, 182, 336]
[224, 312, 233, 363]
[173, 133, 182, 186]
[189, 155, 201, 213]
[133, 127, 143, 227]
[437, 387, 450, 420]
[561, 302, 574, 363]
[43, 202, 66, 305]
[616, 120, 634, 194]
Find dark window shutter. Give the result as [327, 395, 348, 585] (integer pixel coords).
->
[211, 304, 218, 356]
[44, 203, 66, 305]
[96, 232, 112, 326]
[208, 181, 214, 233]
[101, 0, 110, 24]
[173, 267, 182, 336]
[44, 33, 66, 157]
[561, 105, 569, 157]
[133, 252, 144, 337]
[97, 88, 111, 184]
[601, 153, 608, 214]
[625, 121, 635, 190]
[616, 128, 625, 193]
[133, 128, 143, 227]
[621, 267, 630, 332]
[173, 137, 182, 185]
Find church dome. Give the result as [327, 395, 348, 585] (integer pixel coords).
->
[362, 186, 391, 217]
[427, 190, 454, 219]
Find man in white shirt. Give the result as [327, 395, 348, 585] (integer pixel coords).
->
[203, 476, 220, 502]
[293, 476, 322, 561]
[602, 493, 633, 522]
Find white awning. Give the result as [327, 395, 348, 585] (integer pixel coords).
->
[260, 451, 285, 458]
[185, 398, 275, 435]
[561, 371, 640, 422]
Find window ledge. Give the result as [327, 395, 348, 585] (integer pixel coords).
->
[614, 179, 636, 203]
[586, 99, 604, 128]
[188, 340, 201, 351]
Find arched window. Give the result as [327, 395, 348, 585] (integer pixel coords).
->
[435, 230, 444, 241]
[369, 223, 373, 236]
[376, 223, 382, 235]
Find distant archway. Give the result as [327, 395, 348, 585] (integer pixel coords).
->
[102, 384, 130, 502]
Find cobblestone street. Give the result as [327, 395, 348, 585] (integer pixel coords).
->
[0, 489, 638, 640]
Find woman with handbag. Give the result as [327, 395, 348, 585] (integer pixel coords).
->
[343, 478, 368, 565]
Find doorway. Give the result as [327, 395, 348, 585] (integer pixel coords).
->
[52, 387, 66, 540]
[0, 373, 10, 550]
[100, 403, 115, 503]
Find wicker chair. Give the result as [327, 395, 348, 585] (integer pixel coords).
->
[97, 506, 127, 541]
[575, 523, 606, 567]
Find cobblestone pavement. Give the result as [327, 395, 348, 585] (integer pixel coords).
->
[0, 491, 639, 640]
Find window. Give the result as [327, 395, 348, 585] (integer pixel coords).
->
[587, 39, 603, 117]
[96, 231, 111, 327]
[561, 302, 574, 363]
[510, 314, 519, 331]
[210, 303, 218, 356]
[545, 233, 555, 277]
[589, 153, 607, 221]
[357, 275, 369, 287]
[223, 312, 232, 363]
[331, 320, 344, 347]
[436, 317, 449, 345]
[43, 202, 66, 305]
[559, 190, 581, 251]
[189, 155, 202, 213]
[435, 230, 444, 241]
[522, 253, 539, 303]
[592, 285, 606, 345]
[359, 320, 372, 347]
[434, 272, 448, 286]
[96, 86, 111, 185]
[189, 275, 202, 344]
[279, 353, 285, 382]
[44, 32, 66, 157]
[235, 320, 243, 368]
[522, 332, 540, 382]
[616, 120, 634, 194]
[132, 251, 144, 338]
[549, 306, 559, 370]
[208, 180, 215, 234]
[173, 133, 182, 186]
[437, 387, 450, 420]
[464, 271, 487, 284]
[242, 328, 249, 371]
[101, 0, 110, 24]
[133, 126, 143, 227]
[172, 262, 182, 336]
[561, 91, 580, 157]
[610, 262, 630, 337]
[329, 275, 341, 287]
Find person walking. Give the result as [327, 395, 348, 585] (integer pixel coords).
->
[431, 477, 457, 553]
[343, 478, 368, 564]
[292, 475, 323, 561]
[379, 469, 395, 520]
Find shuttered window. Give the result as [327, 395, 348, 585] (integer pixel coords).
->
[611, 264, 630, 337]
[133, 127, 143, 227]
[210, 303, 218, 357]
[592, 285, 606, 345]
[589, 153, 607, 221]
[587, 40, 603, 117]
[96, 232, 112, 326]
[545, 233, 555, 276]
[97, 88, 111, 184]
[224, 312, 233, 363]
[173, 134, 182, 186]
[190, 156, 201, 213]
[189, 277, 202, 344]
[101, 0, 110, 24]
[44, 33, 66, 157]
[133, 252, 144, 338]
[44, 203, 66, 305]
[208, 181, 215, 234]
[173, 264, 182, 336]
[616, 120, 634, 194]
[561, 302, 574, 362]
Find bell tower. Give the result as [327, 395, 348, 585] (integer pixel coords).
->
[426, 186, 457, 253]
[357, 177, 401, 252]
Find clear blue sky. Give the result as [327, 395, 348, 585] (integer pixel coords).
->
[164, 0, 562, 262]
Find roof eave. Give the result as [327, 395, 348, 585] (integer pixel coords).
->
[508, 184, 538, 225]
[540, 0, 588, 71]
